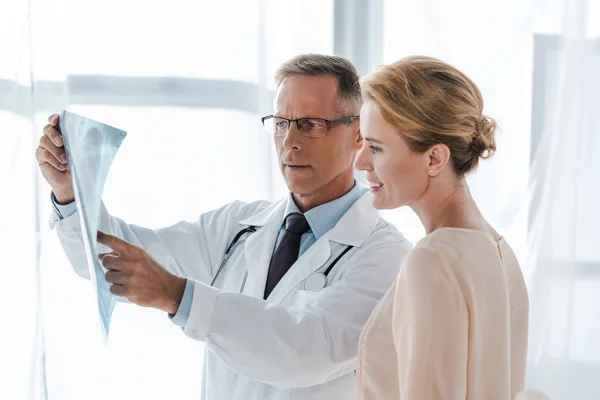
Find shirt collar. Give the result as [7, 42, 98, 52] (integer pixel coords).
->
[282, 181, 368, 240]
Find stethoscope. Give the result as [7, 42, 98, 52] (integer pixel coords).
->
[210, 226, 354, 292]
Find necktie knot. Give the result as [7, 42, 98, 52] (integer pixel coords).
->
[285, 213, 310, 235]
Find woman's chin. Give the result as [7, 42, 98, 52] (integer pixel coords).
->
[372, 192, 405, 210]
[371, 194, 392, 210]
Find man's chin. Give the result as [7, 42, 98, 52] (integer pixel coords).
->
[284, 177, 318, 195]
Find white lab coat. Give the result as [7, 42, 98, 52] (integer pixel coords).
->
[51, 192, 412, 400]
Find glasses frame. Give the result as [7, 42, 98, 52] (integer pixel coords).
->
[261, 115, 359, 137]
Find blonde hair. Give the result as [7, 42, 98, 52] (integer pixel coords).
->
[361, 56, 496, 175]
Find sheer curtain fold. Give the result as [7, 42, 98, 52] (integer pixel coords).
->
[525, 1, 600, 398]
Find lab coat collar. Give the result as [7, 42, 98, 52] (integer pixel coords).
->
[324, 191, 379, 247]
[239, 191, 379, 301]
[238, 197, 287, 227]
[239, 191, 378, 246]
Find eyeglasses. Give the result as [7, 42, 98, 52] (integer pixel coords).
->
[261, 115, 359, 138]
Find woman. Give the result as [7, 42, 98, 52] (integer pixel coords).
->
[355, 56, 529, 399]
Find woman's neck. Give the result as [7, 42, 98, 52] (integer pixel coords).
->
[412, 177, 488, 235]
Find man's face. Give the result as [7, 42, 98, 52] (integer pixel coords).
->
[273, 75, 361, 203]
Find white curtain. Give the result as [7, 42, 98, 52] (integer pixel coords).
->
[525, 1, 600, 398]
[1, 0, 598, 399]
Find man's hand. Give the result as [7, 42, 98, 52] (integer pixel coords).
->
[97, 231, 186, 315]
[36, 113, 75, 204]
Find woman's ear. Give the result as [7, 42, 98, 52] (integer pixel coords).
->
[427, 144, 451, 176]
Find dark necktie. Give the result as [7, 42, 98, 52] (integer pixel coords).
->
[264, 212, 310, 299]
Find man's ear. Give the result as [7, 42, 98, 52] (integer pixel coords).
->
[353, 127, 363, 150]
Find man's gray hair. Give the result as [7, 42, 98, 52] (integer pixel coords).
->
[275, 54, 362, 113]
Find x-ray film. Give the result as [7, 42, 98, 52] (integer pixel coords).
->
[59, 110, 126, 340]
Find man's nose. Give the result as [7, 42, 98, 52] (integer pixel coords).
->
[282, 122, 303, 150]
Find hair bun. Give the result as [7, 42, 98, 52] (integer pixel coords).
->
[471, 116, 497, 159]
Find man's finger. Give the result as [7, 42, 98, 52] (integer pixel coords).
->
[97, 231, 132, 254]
[99, 253, 123, 270]
[43, 123, 63, 147]
[109, 284, 127, 297]
[39, 134, 68, 164]
[105, 269, 128, 285]
[48, 113, 60, 126]
[36, 147, 67, 171]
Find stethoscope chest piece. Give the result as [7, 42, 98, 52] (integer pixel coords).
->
[303, 273, 327, 292]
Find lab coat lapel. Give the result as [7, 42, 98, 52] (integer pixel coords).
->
[266, 237, 332, 304]
[240, 202, 285, 299]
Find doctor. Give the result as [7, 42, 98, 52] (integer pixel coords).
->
[37, 54, 412, 399]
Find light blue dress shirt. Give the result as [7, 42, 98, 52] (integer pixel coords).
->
[51, 193, 78, 219]
[51, 183, 367, 327]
